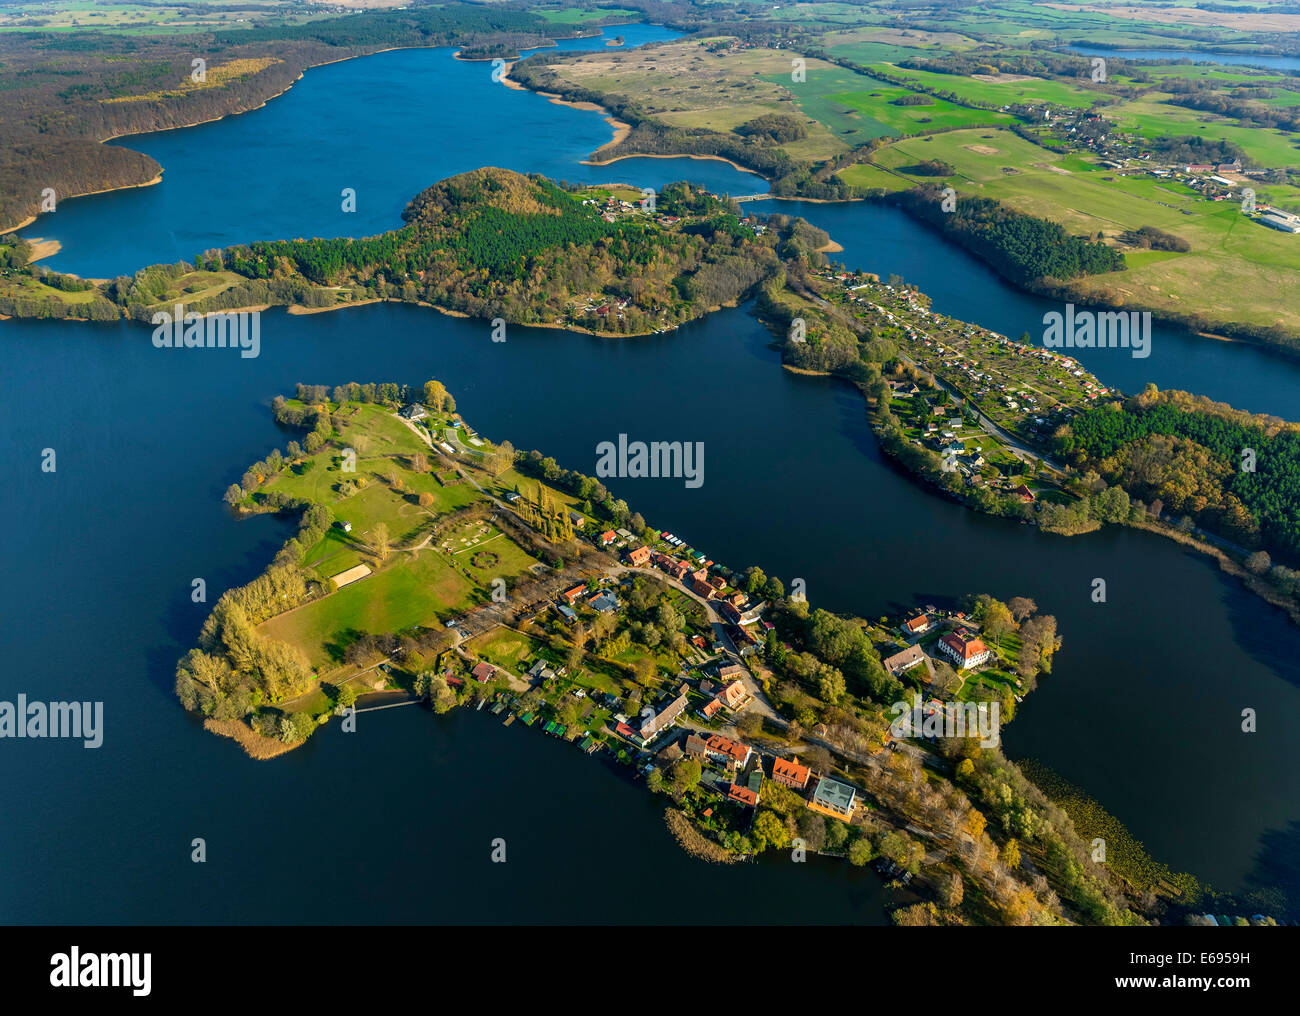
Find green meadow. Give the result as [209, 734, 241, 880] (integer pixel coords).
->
[855, 127, 1300, 333]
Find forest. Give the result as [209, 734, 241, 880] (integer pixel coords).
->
[1057, 392, 1300, 563]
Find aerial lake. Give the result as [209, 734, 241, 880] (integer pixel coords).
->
[4, 24, 1300, 921]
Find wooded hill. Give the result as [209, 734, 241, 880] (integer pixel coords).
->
[3, 168, 791, 334]
[1057, 387, 1300, 568]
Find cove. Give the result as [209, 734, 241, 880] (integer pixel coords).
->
[3, 300, 1300, 920]
[23, 23, 764, 279]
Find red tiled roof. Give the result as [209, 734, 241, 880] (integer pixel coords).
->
[772, 756, 811, 787]
[705, 734, 750, 764]
[727, 783, 759, 807]
[940, 632, 989, 661]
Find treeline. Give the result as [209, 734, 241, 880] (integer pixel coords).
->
[1145, 134, 1245, 168]
[1163, 80, 1300, 134]
[1121, 225, 1190, 253]
[893, 186, 1126, 285]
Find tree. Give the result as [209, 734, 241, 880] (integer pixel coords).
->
[975, 594, 1015, 646]
[1008, 596, 1036, 623]
[753, 809, 791, 852]
[848, 837, 875, 866]
[647, 768, 664, 794]
[669, 756, 701, 795]
[223, 484, 244, 506]
[372, 522, 391, 561]
[1003, 838, 1022, 870]
[1247, 550, 1272, 575]
[940, 870, 964, 907]
[798, 811, 827, 852]
[418, 491, 435, 507]
[818, 668, 846, 706]
[423, 379, 446, 410]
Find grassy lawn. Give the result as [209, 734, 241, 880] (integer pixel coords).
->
[258, 549, 480, 668]
[0, 275, 100, 304]
[883, 63, 1105, 110]
[467, 627, 545, 673]
[538, 7, 639, 24]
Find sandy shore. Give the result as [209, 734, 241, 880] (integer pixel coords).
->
[582, 150, 763, 181]
[25, 238, 62, 261]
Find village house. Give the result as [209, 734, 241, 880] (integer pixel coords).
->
[727, 782, 759, 807]
[598, 530, 617, 546]
[471, 662, 495, 683]
[684, 733, 709, 758]
[717, 662, 747, 684]
[882, 644, 928, 677]
[771, 755, 811, 790]
[703, 734, 752, 770]
[560, 584, 586, 605]
[637, 692, 688, 744]
[625, 545, 652, 568]
[699, 698, 722, 721]
[588, 590, 620, 613]
[717, 679, 747, 710]
[937, 631, 993, 670]
[809, 775, 859, 819]
[903, 613, 932, 636]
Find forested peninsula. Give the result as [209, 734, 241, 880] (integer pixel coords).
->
[0, 168, 824, 334]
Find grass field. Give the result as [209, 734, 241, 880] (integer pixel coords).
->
[881, 63, 1105, 111]
[538, 6, 639, 24]
[249, 399, 548, 667]
[771, 66, 1015, 145]
[259, 547, 481, 668]
[853, 127, 1300, 332]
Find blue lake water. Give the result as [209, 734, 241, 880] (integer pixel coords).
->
[1066, 45, 1300, 74]
[4, 23, 1300, 922]
[27, 24, 763, 279]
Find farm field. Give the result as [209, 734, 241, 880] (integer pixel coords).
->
[878, 63, 1105, 110]
[773, 67, 1016, 144]
[856, 127, 1300, 333]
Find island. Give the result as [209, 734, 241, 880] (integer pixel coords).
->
[174, 372, 1278, 926]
